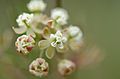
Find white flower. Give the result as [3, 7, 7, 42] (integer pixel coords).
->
[16, 13, 34, 27]
[51, 8, 69, 25]
[27, 0, 47, 12]
[15, 35, 35, 54]
[68, 25, 80, 37]
[58, 59, 76, 76]
[50, 31, 67, 49]
[74, 32, 83, 42]
[29, 58, 49, 77]
[68, 25, 83, 42]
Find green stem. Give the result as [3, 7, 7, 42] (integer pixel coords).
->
[55, 0, 62, 7]
[39, 49, 44, 57]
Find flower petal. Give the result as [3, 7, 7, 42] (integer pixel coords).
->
[69, 39, 83, 51]
[38, 40, 50, 50]
[12, 26, 27, 34]
[42, 27, 51, 39]
[45, 46, 55, 59]
[56, 44, 68, 53]
[26, 29, 36, 38]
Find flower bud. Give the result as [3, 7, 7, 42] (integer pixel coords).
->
[27, 0, 47, 12]
[15, 35, 35, 54]
[58, 59, 76, 76]
[29, 58, 49, 77]
[68, 25, 81, 37]
[51, 8, 69, 25]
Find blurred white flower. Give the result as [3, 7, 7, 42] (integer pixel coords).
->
[27, 0, 47, 12]
[74, 32, 83, 42]
[51, 8, 69, 25]
[16, 13, 34, 27]
[68, 25, 80, 37]
[50, 31, 67, 49]
[68, 25, 83, 42]
[29, 58, 49, 77]
[58, 59, 76, 76]
[15, 35, 35, 54]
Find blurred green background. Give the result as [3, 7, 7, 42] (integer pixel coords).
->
[0, 0, 120, 79]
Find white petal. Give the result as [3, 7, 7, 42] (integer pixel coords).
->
[58, 42, 64, 49]
[12, 26, 27, 34]
[55, 30, 62, 37]
[50, 34, 56, 39]
[51, 42, 57, 47]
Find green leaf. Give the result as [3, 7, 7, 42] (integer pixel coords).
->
[38, 40, 50, 50]
[45, 46, 55, 59]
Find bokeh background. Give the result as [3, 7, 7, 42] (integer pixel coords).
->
[0, 0, 120, 79]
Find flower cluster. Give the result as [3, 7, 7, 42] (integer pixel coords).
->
[13, 0, 83, 77]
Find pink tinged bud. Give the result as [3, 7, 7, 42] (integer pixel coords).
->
[29, 58, 49, 77]
[15, 35, 35, 54]
[58, 59, 76, 76]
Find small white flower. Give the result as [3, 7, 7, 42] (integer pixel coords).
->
[68, 25, 83, 42]
[27, 0, 47, 12]
[51, 8, 69, 25]
[68, 25, 80, 37]
[50, 31, 67, 49]
[15, 35, 35, 54]
[58, 59, 76, 76]
[16, 13, 33, 27]
[29, 58, 49, 77]
[74, 32, 83, 42]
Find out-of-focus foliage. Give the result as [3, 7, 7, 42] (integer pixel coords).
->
[0, 0, 120, 79]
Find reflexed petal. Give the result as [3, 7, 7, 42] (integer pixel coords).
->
[12, 26, 27, 34]
[42, 27, 51, 39]
[38, 40, 50, 49]
[55, 30, 62, 37]
[26, 29, 36, 38]
[56, 44, 68, 53]
[32, 26, 42, 34]
[45, 46, 55, 59]
[69, 39, 82, 51]
[58, 42, 64, 49]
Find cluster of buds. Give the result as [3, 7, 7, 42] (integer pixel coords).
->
[13, 0, 84, 77]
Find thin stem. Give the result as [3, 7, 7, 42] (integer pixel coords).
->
[23, 20, 30, 28]
[55, 0, 62, 7]
[39, 49, 44, 58]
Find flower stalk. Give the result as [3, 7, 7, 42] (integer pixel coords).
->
[56, 0, 62, 7]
